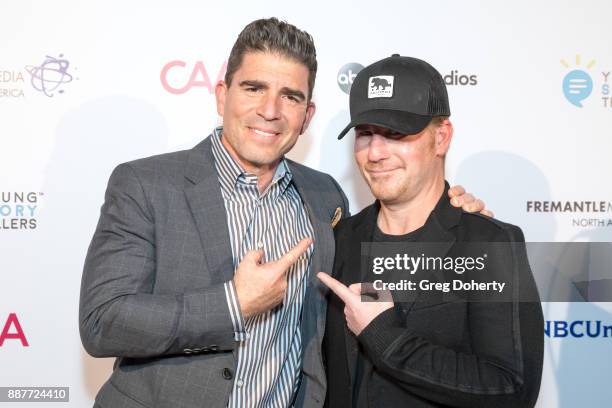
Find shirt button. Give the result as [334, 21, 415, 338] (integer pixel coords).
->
[257, 241, 263, 249]
[222, 368, 233, 380]
[236, 379, 244, 387]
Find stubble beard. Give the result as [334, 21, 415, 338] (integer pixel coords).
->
[364, 172, 411, 204]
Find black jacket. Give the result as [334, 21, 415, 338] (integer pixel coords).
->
[324, 185, 544, 408]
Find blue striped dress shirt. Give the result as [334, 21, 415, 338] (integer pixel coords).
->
[211, 127, 315, 408]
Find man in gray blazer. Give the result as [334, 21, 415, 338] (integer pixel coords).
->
[80, 18, 484, 408]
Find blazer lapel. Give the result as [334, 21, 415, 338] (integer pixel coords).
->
[289, 163, 332, 285]
[343, 194, 460, 383]
[344, 204, 378, 386]
[400, 185, 463, 312]
[399, 213, 456, 313]
[183, 136, 234, 284]
[288, 162, 336, 377]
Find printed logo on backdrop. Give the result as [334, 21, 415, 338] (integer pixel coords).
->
[160, 60, 227, 94]
[0, 192, 42, 230]
[546, 320, 612, 338]
[0, 70, 25, 98]
[336, 62, 477, 95]
[337, 63, 364, 94]
[444, 70, 478, 86]
[25, 54, 76, 97]
[1, 54, 76, 99]
[526, 200, 612, 229]
[561, 55, 611, 108]
[0, 313, 28, 347]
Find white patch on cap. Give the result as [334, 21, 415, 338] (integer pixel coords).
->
[368, 75, 394, 98]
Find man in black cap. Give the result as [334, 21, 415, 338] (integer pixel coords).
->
[318, 55, 544, 407]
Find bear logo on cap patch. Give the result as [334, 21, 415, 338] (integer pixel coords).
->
[368, 76, 394, 98]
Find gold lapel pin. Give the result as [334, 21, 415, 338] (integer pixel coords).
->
[331, 207, 342, 228]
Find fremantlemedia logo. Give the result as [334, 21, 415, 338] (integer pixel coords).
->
[526, 200, 612, 228]
[0, 192, 42, 230]
[561, 55, 611, 108]
[1, 54, 76, 99]
[337, 63, 364, 94]
[160, 60, 227, 95]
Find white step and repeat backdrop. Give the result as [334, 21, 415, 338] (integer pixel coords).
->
[2, 1, 612, 406]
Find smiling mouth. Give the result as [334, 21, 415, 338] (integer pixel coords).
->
[249, 127, 281, 137]
[367, 168, 398, 174]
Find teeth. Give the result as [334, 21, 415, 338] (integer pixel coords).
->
[253, 128, 276, 137]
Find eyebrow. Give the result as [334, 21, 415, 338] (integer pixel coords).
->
[238, 80, 306, 102]
[280, 87, 306, 102]
[239, 80, 267, 89]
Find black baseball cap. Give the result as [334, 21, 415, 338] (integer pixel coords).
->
[337, 54, 450, 139]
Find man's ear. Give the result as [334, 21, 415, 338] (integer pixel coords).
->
[435, 119, 453, 156]
[300, 101, 317, 134]
[215, 80, 228, 117]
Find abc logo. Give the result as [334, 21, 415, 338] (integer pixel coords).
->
[337, 63, 364, 94]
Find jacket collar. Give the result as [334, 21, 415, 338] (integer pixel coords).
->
[342, 181, 462, 384]
[183, 136, 235, 284]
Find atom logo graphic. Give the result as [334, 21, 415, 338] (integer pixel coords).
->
[25, 54, 75, 97]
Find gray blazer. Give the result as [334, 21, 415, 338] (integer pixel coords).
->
[80, 135, 349, 408]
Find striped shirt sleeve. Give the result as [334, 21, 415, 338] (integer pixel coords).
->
[224, 280, 248, 341]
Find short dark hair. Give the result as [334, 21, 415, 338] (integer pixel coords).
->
[225, 17, 317, 101]
[430, 116, 450, 127]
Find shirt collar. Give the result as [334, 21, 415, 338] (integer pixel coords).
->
[211, 126, 293, 196]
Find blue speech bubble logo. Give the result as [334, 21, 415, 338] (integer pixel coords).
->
[563, 69, 593, 107]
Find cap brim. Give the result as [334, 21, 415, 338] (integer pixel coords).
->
[337, 109, 432, 140]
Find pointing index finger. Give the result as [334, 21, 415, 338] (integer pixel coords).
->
[276, 237, 312, 270]
[317, 272, 357, 305]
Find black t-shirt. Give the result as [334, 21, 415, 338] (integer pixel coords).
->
[353, 222, 425, 407]
[372, 223, 424, 242]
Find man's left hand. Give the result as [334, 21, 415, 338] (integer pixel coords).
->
[448, 185, 494, 217]
[317, 273, 394, 336]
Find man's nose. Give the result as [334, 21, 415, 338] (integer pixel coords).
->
[256, 93, 281, 121]
[368, 134, 390, 162]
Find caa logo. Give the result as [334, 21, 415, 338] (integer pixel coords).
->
[160, 60, 227, 94]
[545, 320, 612, 338]
[337, 63, 364, 94]
[0, 313, 29, 347]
